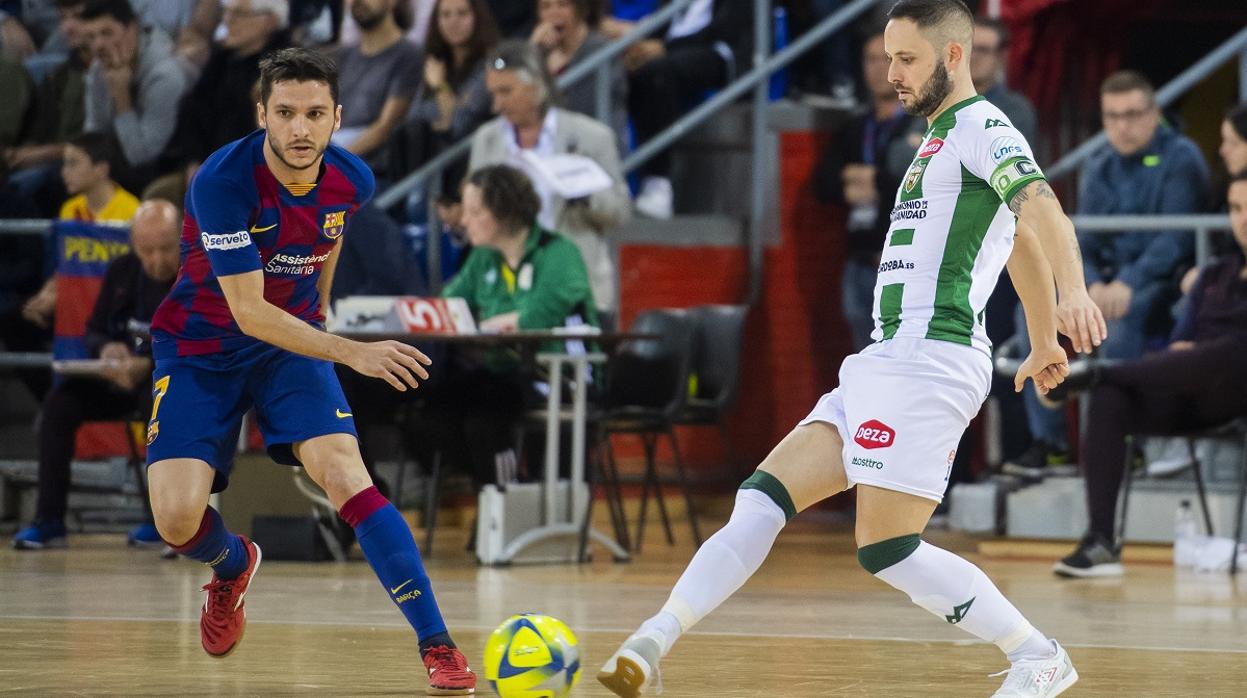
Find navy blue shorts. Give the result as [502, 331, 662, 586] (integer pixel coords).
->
[145, 343, 357, 493]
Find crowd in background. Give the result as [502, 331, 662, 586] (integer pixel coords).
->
[0, 0, 1244, 573]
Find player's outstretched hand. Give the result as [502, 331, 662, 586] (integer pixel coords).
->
[1056, 290, 1108, 354]
[348, 340, 432, 391]
[1014, 344, 1070, 396]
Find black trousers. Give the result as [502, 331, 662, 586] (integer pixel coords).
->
[0, 307, 52, 402]
[338, 354, 527, 490]
[627, 45, 729, 179]
[36, 377, 148, 523]
[1083, 336, 1247, 538]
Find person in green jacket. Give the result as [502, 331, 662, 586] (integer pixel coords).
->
[432, 163, 599, 485]
[445, 163, 598, 338]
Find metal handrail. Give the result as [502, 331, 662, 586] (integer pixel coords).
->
[373, 0, 697, 210]
[622, 0, 876, 172]
[1046, 25, 1247, 180]
[1069, 214, 1229, 231]
[0, 219, 53, 235]
[1070, 213, 1231, 268]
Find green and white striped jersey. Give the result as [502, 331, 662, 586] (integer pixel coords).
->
[873, 95, 1045, 355]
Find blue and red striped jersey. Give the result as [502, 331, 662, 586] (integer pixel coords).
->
[151, 130, 374, 359]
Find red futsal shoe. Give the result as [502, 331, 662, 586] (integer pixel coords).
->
[200, 536, 262, 657]
[422, 645, 477, 695]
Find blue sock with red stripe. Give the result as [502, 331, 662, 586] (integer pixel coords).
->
[168, 506, 249, 580]
[340, 486, 451, 649]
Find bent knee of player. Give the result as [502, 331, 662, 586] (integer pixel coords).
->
[755, 423, 848, 512]
[297, 436, 371, 506]
[147, 459, 213, 545]
[150, 496, 206, 545]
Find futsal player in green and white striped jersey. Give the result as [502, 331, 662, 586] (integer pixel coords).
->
[598, 2, 1108, 697]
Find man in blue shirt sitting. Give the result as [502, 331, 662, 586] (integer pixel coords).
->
[1008, 70, 1211, 474]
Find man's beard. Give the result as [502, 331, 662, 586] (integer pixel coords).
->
[351, 5, 387, 31]
[267, 133, 327, 172]
[905, 61, 953, 117]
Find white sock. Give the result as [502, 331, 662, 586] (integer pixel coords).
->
[872, 541, 1054, 660]
[640, 488, 787, 655]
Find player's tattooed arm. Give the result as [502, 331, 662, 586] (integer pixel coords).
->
[1006, 179, 1058, 216]
[1009, 179, 1107, 353]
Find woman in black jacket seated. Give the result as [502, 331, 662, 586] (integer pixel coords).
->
[1052, 171, 1247, 578]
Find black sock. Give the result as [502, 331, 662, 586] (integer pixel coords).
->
[419, 631, 455, 655]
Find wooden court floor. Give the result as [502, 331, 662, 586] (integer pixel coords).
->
[2, 520, 1246, 697]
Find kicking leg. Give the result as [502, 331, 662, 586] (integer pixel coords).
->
[855, 485, 1077, 697]
[297, 433, 475, 695]
[598, 422, 849, 697]
[150, 457, 260, 657]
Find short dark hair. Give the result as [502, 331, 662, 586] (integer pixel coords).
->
[1100, 70, 1155, 103]
[80, 0, 135, 24]
[258, 48, 339, 107]
[887, 0, 973, 32]
[467, 165, 541, 232]
[973, 16, 1009, 49]
[1226, 104, 1247, 142]
[68, 131, 115, 168]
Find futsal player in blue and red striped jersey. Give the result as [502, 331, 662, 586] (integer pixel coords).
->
[145, 48, 475, 694]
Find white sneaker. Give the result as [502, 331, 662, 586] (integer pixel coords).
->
[1144, 437, 1195, 478]
[635, 177, 673, 219]
[991, 640, 1079, 697]
[597, 631, 663, 697]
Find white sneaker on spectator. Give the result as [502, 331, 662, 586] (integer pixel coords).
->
[1145, 437, 1195, 478]
[635, 177, 673, 219]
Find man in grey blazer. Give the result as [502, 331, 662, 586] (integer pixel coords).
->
[469, 40, 631, 322]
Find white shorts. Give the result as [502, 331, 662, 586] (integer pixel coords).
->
[799, 337, 991, 502]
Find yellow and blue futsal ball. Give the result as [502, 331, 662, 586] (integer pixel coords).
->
[483, 613, 581, 697]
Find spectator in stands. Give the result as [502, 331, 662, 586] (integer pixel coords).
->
[11, 132, 137, 387]
[333, 0, 423, 165]
[6, 132, 137, 402]
[485, 0, 533, 38]
[1216, 105, 1247, 197]
[1006, 70, 1210, 475]
[435, 163, 598, 485]
[341, 0, 432, 48]
[970, 16, 1037, 147]
[0, 2, 59, 59]
[127, 0, 220, 78]
[0, 0, 90, 218]
[1049, 171, 1247, 577]
[151, 0, 290, 204]
[388, 0, 496, 184]
[530, 0, 627, 152]
[11, 199, 180, 550]
[813, 29, 922, 352]
[59, 130, 139, 223]
[606, 0, 750, 219]
[471, 40, 629, 322]
[80, 0, 189, 189]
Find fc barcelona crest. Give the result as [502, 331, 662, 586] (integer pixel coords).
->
[322, 210, 346, 239]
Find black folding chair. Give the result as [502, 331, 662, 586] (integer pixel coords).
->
[674, 305, 748, 480]
[598, 308, 702, 551]
[1116, 418, 1247, 574]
